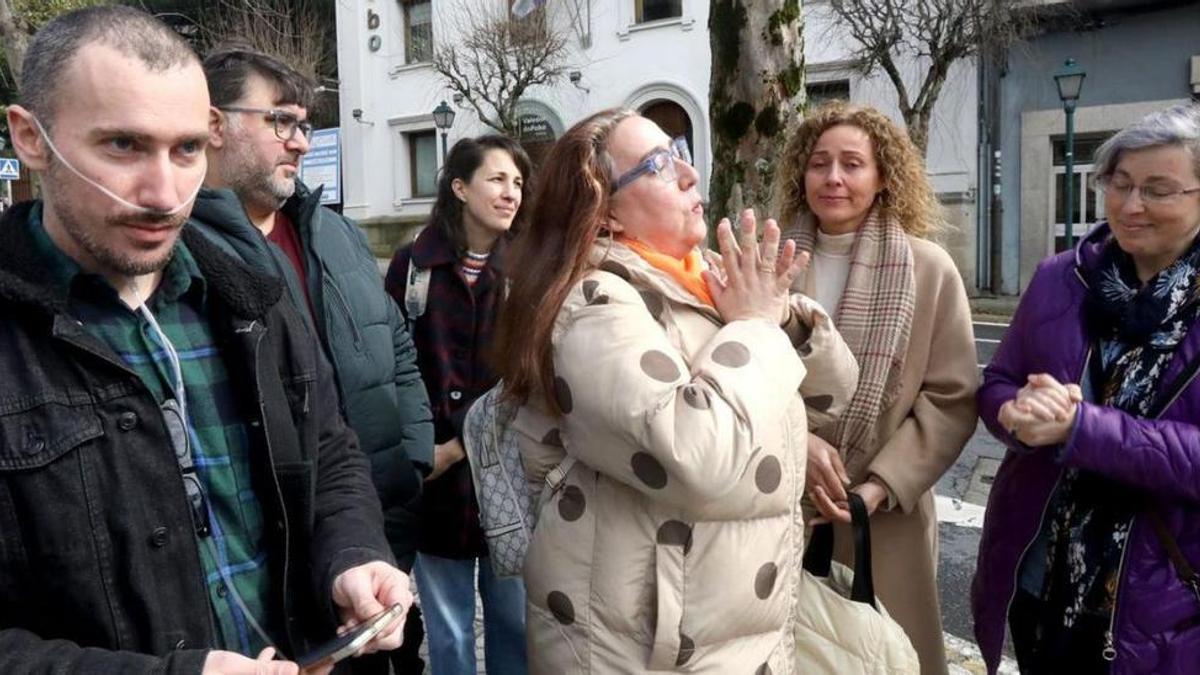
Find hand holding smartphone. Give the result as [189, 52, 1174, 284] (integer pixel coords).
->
[295, 603, 404, 673]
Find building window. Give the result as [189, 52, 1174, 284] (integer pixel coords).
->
[1050, 133, 1112, 252]
[403, 1, 433, 64]
[636, 0, 682, 23]
[806, 80, 850, 108]
[407, 130, 438, 198]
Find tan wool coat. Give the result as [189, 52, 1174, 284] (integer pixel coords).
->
[804, 236, 979, 675]
[513, 241, 860, 674]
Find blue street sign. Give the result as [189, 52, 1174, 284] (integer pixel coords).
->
[299, 128, 340, 205]
[0, 158, 20, 181]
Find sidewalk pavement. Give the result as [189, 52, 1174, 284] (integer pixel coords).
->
[412, 599, 1019, 674]
[970, 295, 1018, 323]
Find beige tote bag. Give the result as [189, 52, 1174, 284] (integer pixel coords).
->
[795, 493, 920, 674]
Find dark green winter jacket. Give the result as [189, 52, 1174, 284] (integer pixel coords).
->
[189, 183, 432, 569]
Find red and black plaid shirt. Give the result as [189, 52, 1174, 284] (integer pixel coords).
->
[385, 225, 506, 559]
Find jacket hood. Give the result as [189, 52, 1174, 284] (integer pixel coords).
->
[0, 200, 283, 321]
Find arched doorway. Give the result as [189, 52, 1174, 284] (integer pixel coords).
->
[514, 100, 564, 169]
[640, 99, 694, 159]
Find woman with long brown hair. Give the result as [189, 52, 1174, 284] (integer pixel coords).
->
[773, 101, 978, 674]
[494, 108, 859, 673]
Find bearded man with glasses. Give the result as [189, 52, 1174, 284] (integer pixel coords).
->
[191, 47, 435, 673]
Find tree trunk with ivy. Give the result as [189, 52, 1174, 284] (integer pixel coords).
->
[708, 0, 803, 223]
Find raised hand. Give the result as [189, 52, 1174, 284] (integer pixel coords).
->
[704, 209, 802, 325]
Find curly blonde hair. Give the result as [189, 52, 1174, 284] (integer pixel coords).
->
[773, 101, 940, 238]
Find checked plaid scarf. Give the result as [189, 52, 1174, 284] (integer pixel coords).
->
[787, 207, 915, 468]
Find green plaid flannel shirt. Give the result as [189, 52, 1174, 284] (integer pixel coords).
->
[28, 205, 279, 655]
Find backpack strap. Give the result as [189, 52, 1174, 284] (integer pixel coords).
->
[545, 456, 577, 494]
[404, 229, 431, 332]
[1148, 510, 1200, 607]
[1142, 343, 1200, 613]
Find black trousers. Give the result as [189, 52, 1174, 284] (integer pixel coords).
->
[1009, 589, 1112, 674]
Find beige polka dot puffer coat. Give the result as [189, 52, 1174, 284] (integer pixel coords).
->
[513, 241, 860, 674]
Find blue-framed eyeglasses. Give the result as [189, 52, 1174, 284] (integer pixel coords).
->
[611, 136, 693, 194]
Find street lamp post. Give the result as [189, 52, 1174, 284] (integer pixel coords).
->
[432, 100, 456, 161]
[1054, 59, 1086, 250]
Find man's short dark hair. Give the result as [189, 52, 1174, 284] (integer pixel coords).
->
[19, 6, 198, 127]
[203, 46, 315, 111]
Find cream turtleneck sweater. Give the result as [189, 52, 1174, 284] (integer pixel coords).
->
[805, 229, 857, 319]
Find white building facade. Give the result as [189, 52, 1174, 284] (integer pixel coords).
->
[334, 0, 714, 242]
[334, 0, 979, 286]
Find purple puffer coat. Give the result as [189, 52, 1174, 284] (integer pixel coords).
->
[973, 224, 1200, 674]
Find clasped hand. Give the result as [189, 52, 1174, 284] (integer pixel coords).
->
[805, 433, 888, 525]
[997, 373, 1083, 447]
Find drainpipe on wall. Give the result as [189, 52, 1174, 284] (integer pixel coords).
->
[975, 54, 991, 294]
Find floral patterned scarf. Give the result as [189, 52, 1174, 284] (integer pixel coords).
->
[1039, 230, 1200, 651]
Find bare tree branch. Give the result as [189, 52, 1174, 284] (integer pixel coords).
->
[829, 0, 1049, 154]
[431, 0, 572, 137]
[195, 0, 331, 85]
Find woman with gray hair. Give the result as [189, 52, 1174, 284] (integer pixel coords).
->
[973, 103, 1200, 674]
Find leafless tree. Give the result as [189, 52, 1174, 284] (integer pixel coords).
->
[708, 0, 805, 221]
[432, 0, 572, 137]
[827, 0, 1041, 155]
[195, 0, 331, 85]
[0, 0, 108, 89]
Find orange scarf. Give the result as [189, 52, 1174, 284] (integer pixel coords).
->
[618, 236, 715, 307]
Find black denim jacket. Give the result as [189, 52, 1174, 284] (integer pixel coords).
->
[0, 203, 392, 674]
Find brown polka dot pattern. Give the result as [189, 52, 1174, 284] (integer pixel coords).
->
[582, 279, 599, 302]
[804, 394, 833, 412]
[631, 452, 668, 489]
[554, 377, 574, 414]
[682, 385, 711, 410]
[639, 289, 665, 322]
[547, 591, 575, 625]
[754, 562, 778, 599]
[711, 341, 751, 368]
[558, 485, 586, 521]
[656, 520, 693, 555]
[599, 260, 632, 280]
[755, 455, 782, 494]
[676, 634, 695, 666]
[542, 428, 564, 447]
[640, 350, 681, 383]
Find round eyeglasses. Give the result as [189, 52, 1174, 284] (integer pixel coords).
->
[1094, 175, 1200, 206]
[219, 106, 313, 143]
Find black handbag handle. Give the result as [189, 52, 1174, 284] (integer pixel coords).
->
[802, 492, 877, 609]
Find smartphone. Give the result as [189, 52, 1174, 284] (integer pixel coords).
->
[295, 603, 404, 670]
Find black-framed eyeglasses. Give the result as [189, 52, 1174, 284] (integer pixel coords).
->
[611, 136, 692, 194]
[1093, 175, 1200, 205]
[219, 106, 313, 143]
[161, 398, 211, 538]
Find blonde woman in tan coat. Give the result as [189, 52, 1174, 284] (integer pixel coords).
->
[774, 102, 979, 675]
[493, 109, 860, 673]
